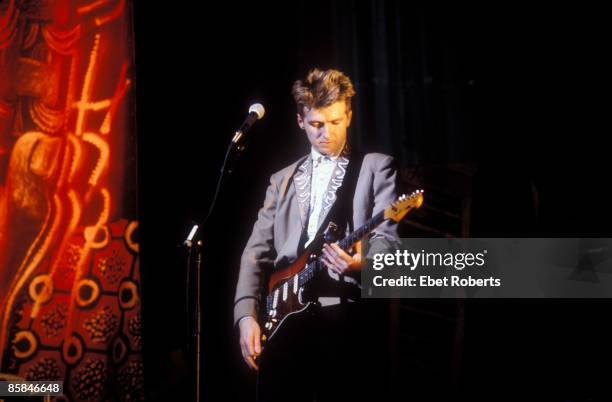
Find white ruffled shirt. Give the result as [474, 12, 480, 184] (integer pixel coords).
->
[306, 146, 359, 306]
[305, 147, 341, 246]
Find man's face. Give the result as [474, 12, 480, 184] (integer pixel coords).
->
[297, 101, 352, 156]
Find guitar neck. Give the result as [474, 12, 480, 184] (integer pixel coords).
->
[297, 210, 386, 287]
[337, 210, 385, 250]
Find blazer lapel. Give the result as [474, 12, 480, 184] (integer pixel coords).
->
[293, 156, 312, 228]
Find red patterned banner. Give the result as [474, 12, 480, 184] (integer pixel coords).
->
[0, 0, 141, 400]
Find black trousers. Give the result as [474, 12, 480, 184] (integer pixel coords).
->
[256, 301, 389, 402]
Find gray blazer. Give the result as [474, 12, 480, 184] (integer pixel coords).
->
[233, 152, 399, 325]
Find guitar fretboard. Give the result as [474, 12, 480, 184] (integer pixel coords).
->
[297, 210, 385, 288]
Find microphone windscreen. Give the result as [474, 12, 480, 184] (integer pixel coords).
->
[249, 103, 265, 119]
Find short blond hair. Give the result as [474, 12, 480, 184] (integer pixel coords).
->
[291, 68, 356, 116]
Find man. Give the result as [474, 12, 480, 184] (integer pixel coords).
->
[234, 68, 398, 401]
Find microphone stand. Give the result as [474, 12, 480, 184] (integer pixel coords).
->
[182, 130, 251, 402]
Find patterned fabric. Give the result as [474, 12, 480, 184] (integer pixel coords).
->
[316, 153, 349, 235]
[0, 1, 141, 400]
[307, 150, 340, 244]
[293, 156, 313, 228]
[293, 145, 351, 243]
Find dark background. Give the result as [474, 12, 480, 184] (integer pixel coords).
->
[134, 2, 611, 401]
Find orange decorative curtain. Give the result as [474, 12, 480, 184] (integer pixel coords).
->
[0, 0, 141, 400]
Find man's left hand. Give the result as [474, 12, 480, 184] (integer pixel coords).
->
[321, 243, 362, 274]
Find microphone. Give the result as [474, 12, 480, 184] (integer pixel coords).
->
[232, 103, 265, 144]
[183, 223, 199, 247]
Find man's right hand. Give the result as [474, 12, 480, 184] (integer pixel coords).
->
[239, 316, 261, 370]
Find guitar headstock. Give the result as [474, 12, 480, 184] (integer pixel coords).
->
[384, 190, 424, 222]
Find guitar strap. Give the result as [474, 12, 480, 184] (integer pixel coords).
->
[311, 150, 365, 244]
[300, 150, 364, 304]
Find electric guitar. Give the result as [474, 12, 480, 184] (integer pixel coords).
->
[260, 190, 424, 343]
